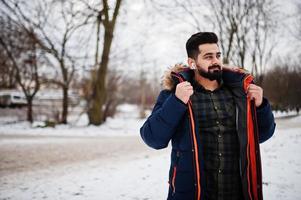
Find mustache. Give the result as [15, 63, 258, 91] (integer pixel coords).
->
[208, 64, 221, 71]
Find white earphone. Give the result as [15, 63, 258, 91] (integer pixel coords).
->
[191, 63, 196, 69]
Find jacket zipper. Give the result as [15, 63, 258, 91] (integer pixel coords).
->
[172, 151, 180, 195]
[236, 105, 243, 178]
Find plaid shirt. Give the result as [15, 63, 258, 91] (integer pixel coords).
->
[191, 79, 244, 200]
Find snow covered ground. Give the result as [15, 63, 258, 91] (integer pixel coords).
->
[0, 104, 148, 137]
[0, 151, 170, 200]
[0, 104, 300, 199]
[261, 117, 301, 199]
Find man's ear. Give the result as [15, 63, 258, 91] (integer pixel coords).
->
[187, 58, 196, 69]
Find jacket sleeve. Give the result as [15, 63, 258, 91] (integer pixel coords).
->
[140, 90, 187, 149]
[256, 97, 276, 143]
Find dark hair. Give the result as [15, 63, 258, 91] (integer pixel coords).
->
[186, 32, 218, 59]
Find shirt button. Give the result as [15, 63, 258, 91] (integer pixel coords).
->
[218, 153, 222, 156]
[216, 121, 219, 125]
[218, 169, 222, 173]
[214, 106, 218, 110]
[218, 134, 222, 138]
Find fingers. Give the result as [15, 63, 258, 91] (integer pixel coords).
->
[178, 81, 193, 90]
[175, 81, 194, 104]
[247, 91, 258, 100]
[222, 65, 241, 72]
[222, 65, 246, 74]
[229, 66, 240, 72]
[247, 84, 263, 107]
[247, 84, 262, 96]
[247, 84, 260, 90]
[179, 81, 191, 87]
[247, 84, 259, 94]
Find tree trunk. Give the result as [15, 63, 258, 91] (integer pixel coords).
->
[27, 97, 33, 123]
[61, 85, 69, 124]
[139, 87, 146, 118]
[88, 69, 107, 125]
[223, 57, 229, 65]
[88, 0, 122, 125]
[88, 26, 113, 125]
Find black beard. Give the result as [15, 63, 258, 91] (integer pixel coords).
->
[197, 64, 222, 82]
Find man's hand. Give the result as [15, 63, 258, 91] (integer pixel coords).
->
[222, 65, 245, 73]
[247, 84, 263, 107]
[175, 81, 193, 104]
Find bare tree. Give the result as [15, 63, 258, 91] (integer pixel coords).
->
[102, 69, 123, 121]
[206, 0, 279, 71]
[139, 69, 147, 118]
[148, 0, 206, 31]
[1, 0, 92, 124]
[149, 0, 279, 78]
[263, 59, 301, 112]
[250, 0, 278, 84]
[0, 16, 40, 123]
[81, 0, 123, 125]
[290, 1, 301, 49]
[293, 2, 301, 41]
[0, 44, 17, 89]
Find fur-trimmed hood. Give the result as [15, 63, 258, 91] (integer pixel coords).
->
[162, 63, 191, 91]
[162, 63, 251, 91]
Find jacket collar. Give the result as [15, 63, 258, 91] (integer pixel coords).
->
[170, 67, 249, 90]
[162, 64, 252, 91]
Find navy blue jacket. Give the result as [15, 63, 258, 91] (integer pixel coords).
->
[140, 69, 276, 200]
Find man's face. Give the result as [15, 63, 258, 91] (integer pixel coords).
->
[193, 43, 223, 81]
[196, 43, 222, 72]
